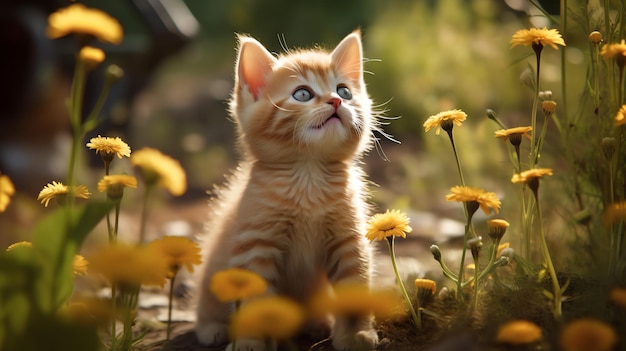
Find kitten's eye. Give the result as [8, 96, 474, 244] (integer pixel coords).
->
[292, 87, 314, 102]
[337, 85, 352, 100]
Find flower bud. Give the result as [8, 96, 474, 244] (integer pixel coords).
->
[430, 245, 442, 262]
[542, 100, 557, 116]
[487, 219, 510, 241]
[468, 236, 483, 261]
[601, 137, 616, 160]
[589, 31, 602, 44]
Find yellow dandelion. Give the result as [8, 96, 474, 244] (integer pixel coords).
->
[310, 283, 404, 320]
[510, 27, 566, 50]
[414, 279, 437, 295]
[602, 202, 626, 226]
[230, 296, 304, 340]
[210, 268, 268, 303]
[46, 3, 123, 45]
[86, 135, 131, 159]
[496, 320, 542, 344]
[560, 318, 617, 351]
[73, 254, 88, 276]
[600, 39, 626, 60]
[60, 297, 112, 328]
[97, 174, 137, 200]
[79, 46, 105, 70]
[89, 243, 169, 288]
[511, 168, 554, 184]
[494, 126, 532, 143]
[615, 105, 626, 127]
[146, 236, 202, 276]
[445, 185, 501, 215]
[37, 181, 91, 207]
[131, 147, 187, 196]
[6, 241, 32, 251]
[487, 219, 510, 241]
[609, 288, 626, 308]
[423, 109, 467, 135]
[0, 174, 16, 212]
[365, 209, 412, 242]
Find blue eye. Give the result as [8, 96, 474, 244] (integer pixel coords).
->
[293, 87, 314, 101]
[337, 85, 352, 100]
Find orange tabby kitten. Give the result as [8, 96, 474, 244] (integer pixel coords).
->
[196, 30, 381, 351]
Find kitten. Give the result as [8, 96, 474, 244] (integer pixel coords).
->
[196, 30, 381, 351]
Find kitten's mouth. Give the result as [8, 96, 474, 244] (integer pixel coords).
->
[313, 114, 341, 129]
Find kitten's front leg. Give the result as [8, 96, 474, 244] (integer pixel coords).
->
[326, 235, 378, 351]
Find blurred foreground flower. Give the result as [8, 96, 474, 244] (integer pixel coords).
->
[600, 39, 626, 60]
[79, 46, 105, 71]
[46, 3, 123, 45]
[89, 243, 169, 288]
[609, 288, 626, 308]
[147, 236, 202, 276]
[131, 147, 187, 196]
[366, 209, 412, 242]
[230, 296, 304, 340]
[97, 175, 137, 200]
[446, 185, 501, 215]
[0, 174, 15, 212]
[496, 320, 542, 345]
[37, 181, 91, 207]
[602, 201, 626, 226]
[311, 283, 404, 320]
[560, 318, 617, 351]
[60, 297, 112, 328]
[510, 27, 565, 50]
[7, 241, 88, 276]
[423, 109, 467, 135]
[210, 268, 268, 303]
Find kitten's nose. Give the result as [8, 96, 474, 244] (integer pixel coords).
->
[327, 97, 341, 109]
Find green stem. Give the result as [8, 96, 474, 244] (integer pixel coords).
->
[446, 130, 466, 187]
[456, 210, 475, 302]
[387, 237, 421, 329]
[560, 0, 567, 125]
[472, 253, 479, 311]
[111, 284, 117, 350]
[139, 185, 153, 244]
[113, 202, 121, 243]
[534, 191, 562, 318]
[531, 46, 542, 166]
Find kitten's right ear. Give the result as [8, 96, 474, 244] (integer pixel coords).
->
[236, 35, 277, 100]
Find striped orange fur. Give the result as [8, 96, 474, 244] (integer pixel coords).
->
[195, 30, 381, 351]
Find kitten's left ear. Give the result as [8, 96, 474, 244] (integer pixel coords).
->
[331, 30, 363, 83]
[236, 35, 278, 100]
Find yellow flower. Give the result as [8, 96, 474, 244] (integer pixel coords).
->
[510, 27, 566, 50]
[560, 318, 617, 351]
[609, 288, 626, 308]
[365, 209, 412, 242]
[310, 283, 404, 320]
[414, 279, 437, 295]
[46, 4, 123, 45]
[445, 186, 501, 215]
[487, 219, 510, 241]
[131, 147, 187, 196]
[0, 174, 15, 212]
[494, 126, 532, 141]
[97, 175, 137, 200]
[615, 105, 626, 127]
[73, 255, 88, 276]
[423, 109, 467, 135]
[60, 297, 112, 328]
[37, 181, 91, 207]
[230, 296, 304, 340]
[496, 320, 542, 344]
[6, 241, 32, 251]
[79, 46, 105, 70]
[511, 168, 554, 184]
[602, 202, 626, 226]
[146, 236, 202, 276]
[210, 268, 268, 302]
[86, 135, 131, 159]
[89, 243, 169, 288]
[600, 39, 626, 59]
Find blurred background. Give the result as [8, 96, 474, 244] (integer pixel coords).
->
[1, 0, 587, 250]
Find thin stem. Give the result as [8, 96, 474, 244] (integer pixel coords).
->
[111, 284, 117, 350]
[166, 275, 177, 343]
[530, 47, 542, 167]
[387, 237, 421, 329]
[472, 253, 479, 312]
[456, 211, 475, 302]
[560, 0, 568, 124]
[446, 130, 466, 187]
[534, 190, 562, 318]
[139, 185, 153, 244]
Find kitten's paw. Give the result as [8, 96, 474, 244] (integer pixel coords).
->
[195, 322, 229, 346]
[225, 339, 271, 351]
[332, 329, 379, 351]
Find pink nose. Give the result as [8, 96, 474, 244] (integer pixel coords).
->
[327, 97, 341, 109]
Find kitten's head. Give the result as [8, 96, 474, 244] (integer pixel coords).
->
[230, 30, 375, 163]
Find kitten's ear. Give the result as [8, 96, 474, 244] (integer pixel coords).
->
[236, 35, 277, 100]
[331, 30, 363, 83]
